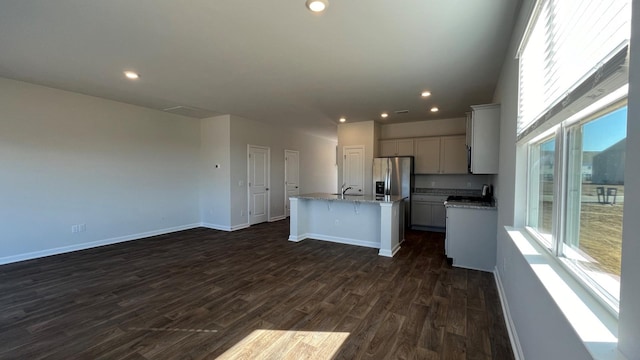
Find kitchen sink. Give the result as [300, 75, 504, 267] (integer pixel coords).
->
[330, 193, 363, 196]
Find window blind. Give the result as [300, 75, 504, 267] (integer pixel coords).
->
[516, 0, 631, 140]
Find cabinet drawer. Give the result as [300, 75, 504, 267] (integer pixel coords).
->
[412, 195, 447, 202]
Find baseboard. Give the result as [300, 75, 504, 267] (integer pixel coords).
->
[453, 263, 494, 273]
[200, 222, 249, 232]
[494, 267, 525, 360]
[201, 222, 231, 231]
[411, 224, 446, 233]
[288, 234, 304, 242]
[292, 233, 379, 249]
[269, 215, 286, 222]
[230, 223, 250, 231]
[378, 243, 401, 257]
[0, 223, 201, 266]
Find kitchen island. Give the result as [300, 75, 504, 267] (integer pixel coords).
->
[288, 193, 405, 257]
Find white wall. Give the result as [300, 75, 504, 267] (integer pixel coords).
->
[337, 121, 376, 195]
[379, 117, 466, 139]
[228, 115, 337, 228]
[0, 77, 201, 263]
[493, 0, 640, 358]
[200, 115, 231, 229]
[0, 77, 338, 262]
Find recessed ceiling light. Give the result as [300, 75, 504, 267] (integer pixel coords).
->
[421, 91, 431, 97]
[339, 117, 346, 123]
[305, 0, 328, 12]
[430, 107, 439, 112]
[124, 71, 140, 80]
[381, 113, 389, 118]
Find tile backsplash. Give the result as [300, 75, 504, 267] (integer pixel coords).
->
[414, 174, 491, 190]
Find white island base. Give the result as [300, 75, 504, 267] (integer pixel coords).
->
[288, 193, 405, 257]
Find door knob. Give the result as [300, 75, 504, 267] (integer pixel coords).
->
[295, 186, 299, 189]
[266, 188, 269, 191]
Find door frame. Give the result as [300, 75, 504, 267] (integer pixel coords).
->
[284, 149, 300, 217]
[247, 144, 271, 225]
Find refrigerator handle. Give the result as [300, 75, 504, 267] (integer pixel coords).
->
[385, 159, 391, 195]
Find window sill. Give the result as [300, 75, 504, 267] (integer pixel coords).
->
[504, 227, 625, 360]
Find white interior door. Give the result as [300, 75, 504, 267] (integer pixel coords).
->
[343, 145, 365, 194]
[284, 150, 300, 217]
[248, 145, 270, 225]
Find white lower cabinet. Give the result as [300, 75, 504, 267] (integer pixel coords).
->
[445, 206, 497, 272]
[431, 204, 446, 227]
[412, 201, 433, 225]
[411, 195, 446, 228]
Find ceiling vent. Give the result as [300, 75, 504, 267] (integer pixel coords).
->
[162, 106, 219, 119]
[394, 109, 409, 114]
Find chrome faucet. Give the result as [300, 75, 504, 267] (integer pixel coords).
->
[341, 183, 353, 196]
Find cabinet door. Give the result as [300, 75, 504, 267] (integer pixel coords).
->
[446, 207, 497, 271]
[414, 137, 440, 174]
[469, 104, 500, 174]
[441, 135, 467, 174]
[465, 112, 472, 147]
[411, 201, 432, 226]
[396, 139, 414, 156]
[432, 204, 446, 227]
[445, 208, 451, 256]
[379, 140, 397, 157]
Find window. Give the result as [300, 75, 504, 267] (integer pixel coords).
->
[562, 104, 626, 304]
[527, 136, 555, 247]
[526, 102, 626, 309]
[519, 0, 630, 312]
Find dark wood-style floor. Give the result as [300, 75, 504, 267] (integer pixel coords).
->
[0, 220, 514, 359]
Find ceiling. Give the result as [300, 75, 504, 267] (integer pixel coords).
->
[0, 0, 521, 140]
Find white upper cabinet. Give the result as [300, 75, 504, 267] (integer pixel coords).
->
[414, 137, 441, 173]
[441, 135, 467, 174]
[468, 104, 500, 174]
[379, 139, 414, 157]
[412, 135, 466, 174]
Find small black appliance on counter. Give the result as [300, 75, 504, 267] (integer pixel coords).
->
[481, 184, 493, 201]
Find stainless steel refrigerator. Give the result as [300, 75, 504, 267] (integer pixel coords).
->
[373, 156, 413, 228]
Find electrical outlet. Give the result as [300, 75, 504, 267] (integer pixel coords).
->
[334, 219, 340, 225]
[240, 209, 244, 216]
[71, 224, 86, 233]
